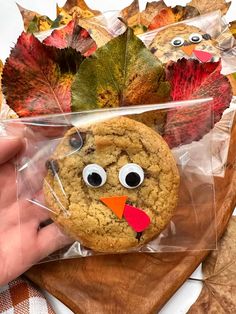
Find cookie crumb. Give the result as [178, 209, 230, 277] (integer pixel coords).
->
[45, 159, 59, 176]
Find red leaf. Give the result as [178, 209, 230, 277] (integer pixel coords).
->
[164, 59, 232, 147]
[43, 20, 97, 57]
[2, 32, 84, 117]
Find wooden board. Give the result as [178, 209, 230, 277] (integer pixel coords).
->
[25, 117, 236, 314]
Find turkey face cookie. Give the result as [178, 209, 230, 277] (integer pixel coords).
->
[43, 117, 179, 253]
[150, 24, 220, 64]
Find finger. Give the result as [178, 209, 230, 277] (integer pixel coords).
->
[19, 191, 52, 225]
[36, 223, 72, 260]
[0, 163, 17, 206]
[0, 137, 24, 165]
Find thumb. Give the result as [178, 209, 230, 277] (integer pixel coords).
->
[0, 137, 24, 165]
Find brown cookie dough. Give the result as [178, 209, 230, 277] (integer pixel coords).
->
[43, 117, 179, 252]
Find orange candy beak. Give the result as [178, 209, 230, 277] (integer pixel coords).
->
[100, 196, 128, 219]
[181, 44, 196, 56]
[100, 196, 151, 232]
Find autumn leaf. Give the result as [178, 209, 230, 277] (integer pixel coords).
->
[187, 0, 231, 15]
[17, 3, 53, 33]
[140, 1, 167, 28]
[71, 27, 170, 111]
[60, 0, 100, 17]
[227, 73, 236, 96]
[43, 20, 97, 57]
[17, 3, 41, 31]
[120, 0, 169, 34]
[188, 217, 236, 313]
[2, 32, 84, 117]
[78, 18, 113, 48]
[148, 5, 199, 31]
[229, 21, 236, 39]
[51, 15, 112, 49]
[121, 0, 140, 27]
[55, 0, 101, 27]
[120, 0, 148, 35]
[164, 59, 232, 147]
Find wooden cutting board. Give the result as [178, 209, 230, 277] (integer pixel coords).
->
[25, 116, 236, 314]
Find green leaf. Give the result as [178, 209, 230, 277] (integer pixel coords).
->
[71, 28, 170, 111]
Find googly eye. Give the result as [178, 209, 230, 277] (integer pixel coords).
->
[189, 33, 203, 44]
[83, 164, 107, 188]
[119, 164, 144, 189]
[171, 37, 185, 47]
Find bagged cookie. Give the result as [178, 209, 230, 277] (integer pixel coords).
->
[44, 117, 179, 252]
[1, 100, 218, 263]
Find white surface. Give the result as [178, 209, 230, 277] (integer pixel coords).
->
[0, 0, 235, 313]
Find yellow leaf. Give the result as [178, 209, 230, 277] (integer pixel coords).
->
[56, 0, 101, 25]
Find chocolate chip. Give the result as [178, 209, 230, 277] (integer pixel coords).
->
[85, 147, 95, 155]
[46, 159, 59, 176]
[202, 33, 212, 40]
[150, 47, 157, 54]
[69, 132, 86, 149]
[136, 232, 143, 242]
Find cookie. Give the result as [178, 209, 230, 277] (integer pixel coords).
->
[150, 24, 220, 63]
[43, 117, 179, 252]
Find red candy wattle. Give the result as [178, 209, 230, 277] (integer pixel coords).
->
[193, 50, 213, 63]
[123, 204, 151, 232]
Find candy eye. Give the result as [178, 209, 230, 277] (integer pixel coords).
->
[83, 164, 107, 188]
[119, 164, 144, 189]
[189, 33, 203, 44]
[171, 37, 185, 47]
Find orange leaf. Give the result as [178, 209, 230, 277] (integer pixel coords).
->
[140, 1, 167, 27]
[148, 6, 199, 31]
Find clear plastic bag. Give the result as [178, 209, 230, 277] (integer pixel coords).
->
[0, 99, 219, 265]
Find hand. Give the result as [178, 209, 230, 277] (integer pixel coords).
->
[0, 136, 71, 286]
